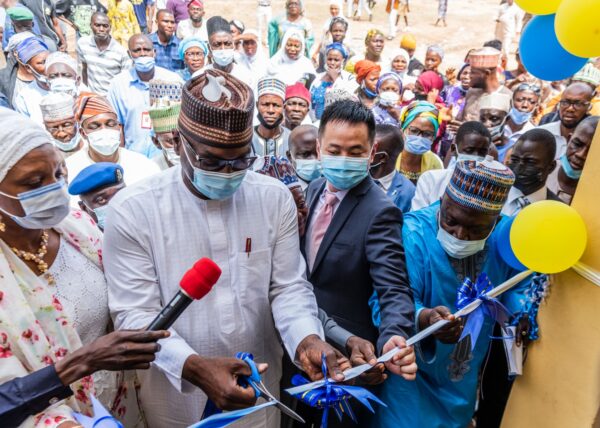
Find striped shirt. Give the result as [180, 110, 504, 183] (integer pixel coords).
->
[76, 35, 132, 95]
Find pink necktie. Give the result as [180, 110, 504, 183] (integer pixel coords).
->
[309, 191, 338, 270]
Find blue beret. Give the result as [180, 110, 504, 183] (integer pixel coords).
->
[68, 162, 124, 195]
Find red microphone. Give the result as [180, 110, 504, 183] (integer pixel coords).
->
[147, 258, 221, 331]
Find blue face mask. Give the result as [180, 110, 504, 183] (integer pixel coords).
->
[361, 82, 378, 99]
[182, 144, 247, 199]
[295, 159, 322, 182]
[509, 107, 533, 125]
[133, 56, 155, 73]
[560, 153, 582, 179]
[321, 154, 369, 190]
[404, 134, 433, 155]
[93, 205, 108, 230]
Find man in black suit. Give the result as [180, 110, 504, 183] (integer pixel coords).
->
[302, 100, 417, 389]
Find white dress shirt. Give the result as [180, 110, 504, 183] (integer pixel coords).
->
[411, 167, 454, 211]
[537, 121, 568, 160]
[501, 185, 548, 216]
[104, 167, 323, 427]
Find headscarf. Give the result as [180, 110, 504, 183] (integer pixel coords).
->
[365, 28, 384, 45]
[75, 92, 116, 124]
[0, 108, 50, 182]
[376, 72, 402, 93]
[179, 36, 208, 61]
[5, 31, 35, 53]
[354, 59, 380, 84]
[15, 36, 48, 64]
[45, 51, 77, 74]
[400, 101, 440, 136]
[269, 29, 315, 85]
[286, 0, 304, 14]
[417, 70, 444, 93]
[427, 44, 445, 60]
[325, 42, 348, 60]
[388, 48, 411, 77]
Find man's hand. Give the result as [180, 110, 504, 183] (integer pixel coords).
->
[346, 336, 386, 385]
[182, 355, 267, 410]
[382, 336, 417, 380]
[419, 306, 462, 344]
[296, 334, 350, 382]
[446, 119, 463, 134]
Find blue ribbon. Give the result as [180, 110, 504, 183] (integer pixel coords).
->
[73, 395, 123, 428]
[456, 273, 512, 351]
[289, 355, 386, 428]
[189, 401, 277, 428]
[510, 272, 549, 341]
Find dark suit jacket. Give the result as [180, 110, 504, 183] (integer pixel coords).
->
[302, 176, 414, 352]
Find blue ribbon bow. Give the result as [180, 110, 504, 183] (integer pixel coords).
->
[456, 273, 512, 351]
[289, 355, 386, 428]
[510, 272, 549, 341]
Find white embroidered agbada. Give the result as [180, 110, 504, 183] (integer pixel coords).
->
[268, 29, 316, 86]
[104, 167, 324, 427]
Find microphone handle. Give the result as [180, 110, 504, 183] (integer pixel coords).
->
[147, 292, 193, 331]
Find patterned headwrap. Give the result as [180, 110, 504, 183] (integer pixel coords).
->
[365, 28, 384, 44]
[15, 36, 48, 64]
[179, 36, 207, 61]
[254, 155, 301, 189]
[376, 72, 402, 93]
[400, 101, 440, 135]
[354, 60, 381, 84]
[445, 157, 515, 214]
[0, 109, 50, 182]
[75, 92, 116, 124]
[326, 42, 348, 60]
[179, 69, 254, 148]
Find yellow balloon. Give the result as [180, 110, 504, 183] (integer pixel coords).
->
[510, 201, 587, 274]
[555, 0, 600, 58]
[515, 0, 562, 15]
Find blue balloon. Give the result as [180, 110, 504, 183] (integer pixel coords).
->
[519, 14, 588, 81]
[495, 216, 527, 271]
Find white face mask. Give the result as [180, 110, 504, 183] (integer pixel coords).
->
[53, 132, 80, 152]
[50, 77, 78, 96]
[212, 49, 235, 67]
[87, 129, 121, 156]
[0, 179, 70, 229]
[163, 146, 180, 166]
[379, 91, 400, 107]
[437, 224, 487, 259]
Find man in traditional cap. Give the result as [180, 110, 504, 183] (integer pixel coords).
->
[150, 9, 183, 72]
[77, 12, 132, 96]
[2, 3, 61, 52]
[68, 162, 126, 230]
[148, 79, 182, 169]
[176, 0, 207, 40]
[454, 47, 512, 123]
[252, 76, 290, 156]
[478, 91, 511, 159]
[66, 92, 160, 202]
[104, 69, 348, 427]
[40, 92, 83, 157]
[45, 51, 83, 97]
[374, 156, 531, 428]
[13, 36, 49, 123]
[107, 33, 183, 157]
[283, 82, 311, 130]
[196, 16, 253, 88]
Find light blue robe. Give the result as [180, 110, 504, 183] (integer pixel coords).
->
[372, 203, 530, 428]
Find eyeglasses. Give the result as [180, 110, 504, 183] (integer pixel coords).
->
[559, 100, 590, 110]
[47, 121, 76, 133]
[515, 83, 541, 95]
[182, 135, 256, 172]
[406, 126, 435, 140]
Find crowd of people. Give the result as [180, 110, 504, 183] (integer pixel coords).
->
[0, 0, 596, 427]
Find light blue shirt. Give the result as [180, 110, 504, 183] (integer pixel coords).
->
[107, 66, 183, 158]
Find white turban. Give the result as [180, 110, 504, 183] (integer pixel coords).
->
[0, 108, 51, 183]
[45, 51, 78, 74]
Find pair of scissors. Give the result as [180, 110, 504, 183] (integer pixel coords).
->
[235, 352, 305, 424]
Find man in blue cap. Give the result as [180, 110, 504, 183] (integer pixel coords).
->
[68, 162, 126, 231]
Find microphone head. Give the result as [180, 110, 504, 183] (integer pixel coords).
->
[180, 258, 221, 300]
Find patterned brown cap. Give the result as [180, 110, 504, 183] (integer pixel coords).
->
[179, 69, 254, 149]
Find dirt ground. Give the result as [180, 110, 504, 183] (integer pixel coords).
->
[204, 0, 515, 71]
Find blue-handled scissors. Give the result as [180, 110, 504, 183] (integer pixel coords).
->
[235, 352, 305, 424]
